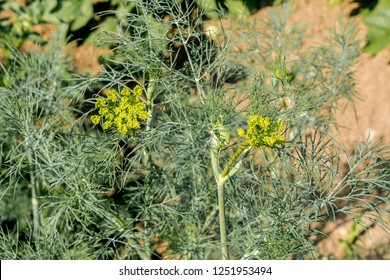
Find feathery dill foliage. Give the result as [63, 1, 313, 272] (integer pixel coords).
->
[0, 0, 389, 260]
[0, 41, 138, 259]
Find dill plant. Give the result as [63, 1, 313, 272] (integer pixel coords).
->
[0, 40, 142, 259]
[0, 0, 389, 260]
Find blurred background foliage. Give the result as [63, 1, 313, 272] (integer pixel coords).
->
[328, 0, 390, 54]
[1, 0, 388, 57]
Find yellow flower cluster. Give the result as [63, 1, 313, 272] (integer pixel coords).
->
[90, 85, 149, 135]
[238, 115, 285, 148]
[275, 67, 294, 83]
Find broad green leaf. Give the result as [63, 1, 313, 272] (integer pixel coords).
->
[53, 1, 80, 23]
[195, 0, 219, 19]
[225, 0, 250, 18]
[362, 0, 390, 54]
[47, 0, 93, 31]
[2, 1, 23, 14]
[70, 0, 94, 31]
[41, 0, 60, 23]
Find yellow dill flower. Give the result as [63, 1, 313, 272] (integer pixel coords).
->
[95, 98, 106, 108]
[107, 89, 118, 102]
[119, 97, 129, 110]
[117, 124, 128, 135]
[114, 117, 122, 128]
[103, 121, 113, 130]
[106, 113, 114, 121]
[241, 115, 285, 148]
[127, 106, 136, 115]
[133, 85, 143, 96]
[135, 102, 146, 110]
[275, 67, 294, 83]
[118, 111, 127, 119]
[120, 88, 131, 97]
[113, 107, 121, 116]
[274, 134, 285, 143]
[262, 136, 276, 147]
[237, 128, 245, 137]
[93, 85, 148, 135]
[275, 120, 284, 131]
[90, 115, 100, 125]
[248, 115, 270, 131]
[137, 110, 149, 120]
[126, 119, 141, 129]
[99, 107, 109, 115]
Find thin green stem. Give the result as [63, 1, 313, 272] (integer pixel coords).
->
[141, 78, 155, 260]
[210, 133, 228, 259]
[217, 178, 229, 260]
[211, 133, 252, 259]
[210, 134, 220, 182]
[221, 142, 250, 178]
[175, 22, 205, 101]
[28, 152, 40, 251]
[144, 79, 155, 187]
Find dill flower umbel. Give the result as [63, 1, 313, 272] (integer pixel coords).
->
[90, 85, 148, 135]
[238, 115, 285, 148]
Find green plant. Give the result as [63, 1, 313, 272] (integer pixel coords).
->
[0, 0, 41, 50]
[327, 0, 390, 54]
[361, 0, 390, 54]
[0, 0, 95, 34]
[0, 0, 137, 58]
[0, 0, 389, 260]
[210, 115, 285, 259]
